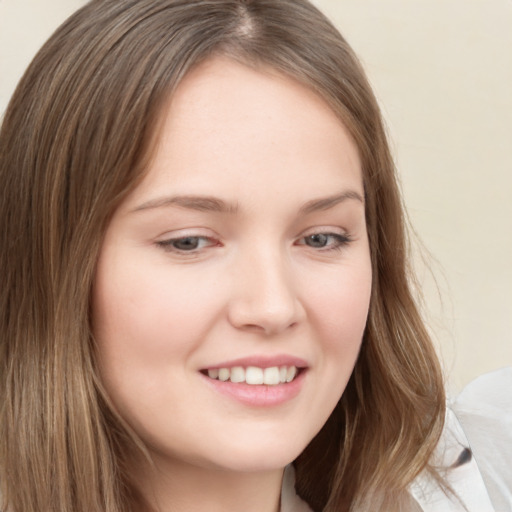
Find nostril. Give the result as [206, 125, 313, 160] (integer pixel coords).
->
[227, 296, 304, 335]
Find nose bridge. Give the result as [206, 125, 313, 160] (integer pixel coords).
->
[228, 241, 302, 334]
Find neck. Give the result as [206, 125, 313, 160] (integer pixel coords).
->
[133, 456, 284, 512]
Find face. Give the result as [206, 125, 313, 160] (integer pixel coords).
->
[92, 57, 372, 475]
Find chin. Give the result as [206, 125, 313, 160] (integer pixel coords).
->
[211, 452, 297, 474]
[203, 434, 310, 473]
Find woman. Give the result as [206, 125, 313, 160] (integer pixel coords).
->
[0, 1, 508, 511]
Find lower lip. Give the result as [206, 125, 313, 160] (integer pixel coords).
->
[200, 370, 306, 407]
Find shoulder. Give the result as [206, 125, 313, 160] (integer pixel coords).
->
[452, 367, 512, 511]
[411, 367, 512, 512]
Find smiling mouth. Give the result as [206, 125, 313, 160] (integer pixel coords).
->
[202, 365, 301, 386]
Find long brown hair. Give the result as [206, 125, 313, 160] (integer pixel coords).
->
[0, 1, 445, 510]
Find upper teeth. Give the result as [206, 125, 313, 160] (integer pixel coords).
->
[207, 366, 298, 385]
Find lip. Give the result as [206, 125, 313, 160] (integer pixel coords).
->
[201, 354, 309, 370]
[199, 354, 309, 407]
[200, 369, 307, 407]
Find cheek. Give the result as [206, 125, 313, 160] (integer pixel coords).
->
[91, 262, 228, 438]
[92, 260, 222, 363]
[91, 259, 222, 434]
[305, 261, 371, 392]
[306, 260, 372, 344]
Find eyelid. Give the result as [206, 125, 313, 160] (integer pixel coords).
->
[155, 226, 220, 242]
[157, 235, 214, 248]
[153, 227, 353, 255]
[155, 230, 221, 254]
[296, 226, 351, 240]
[295, 229, 353, 251]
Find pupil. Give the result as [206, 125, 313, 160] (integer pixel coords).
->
[174, 237, 199, 250]
[307, 234, 328, 247]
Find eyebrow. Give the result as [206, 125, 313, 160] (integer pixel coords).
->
[298, 190, 364, 214]
[132, 195, 239, 214]
[131, 190, 364, 215]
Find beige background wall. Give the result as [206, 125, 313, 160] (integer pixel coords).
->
[1, 0, 511, 392]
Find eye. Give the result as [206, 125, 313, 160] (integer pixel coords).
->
[298, 232, 352, 251]
[157, 236, 216, 253]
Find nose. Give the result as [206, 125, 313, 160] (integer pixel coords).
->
[227, 246, 305, 336]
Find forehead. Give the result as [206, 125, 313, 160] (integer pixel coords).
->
[127, 56, 363, 208]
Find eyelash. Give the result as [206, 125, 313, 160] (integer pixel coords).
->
[156, 232, 353, 255]
[156, 236, 217, 253]
[298, 232, 352, 252]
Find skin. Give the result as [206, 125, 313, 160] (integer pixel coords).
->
[92, 56, 372, 512]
